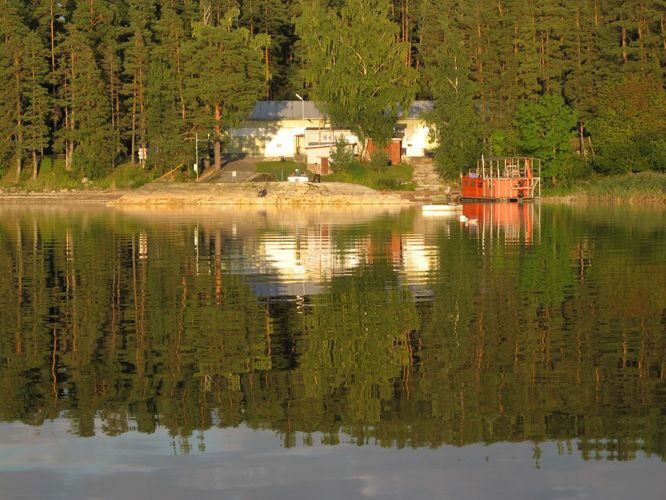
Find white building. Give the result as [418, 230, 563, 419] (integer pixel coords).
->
[227, 100, 437, 165]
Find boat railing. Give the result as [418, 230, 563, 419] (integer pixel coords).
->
[464, 156, 542, 199]
[474, 157, 541, 179]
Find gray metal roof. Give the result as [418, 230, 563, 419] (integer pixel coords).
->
[249, 100, 322, 120]
[249, 100, 433, 120]
[406, 100, 434, 117]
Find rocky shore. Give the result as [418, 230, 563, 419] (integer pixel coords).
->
[109, 181, 413, 206]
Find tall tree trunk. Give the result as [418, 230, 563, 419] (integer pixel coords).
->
[213, 102, 222, 170]
[32, 151, 39, 179]
[66, 51, 76, 171]
[131, 77, 137, 165]
[474, 9, 486, 131]
[402, 0, 411, 66]
[139, 66, 146, 166]
[64, 103, 72, 171]
[16, 91, 23, 181]
[264, 44, 270, 99]
[49, 1, 57, 147]
[176, 46, 186, 120]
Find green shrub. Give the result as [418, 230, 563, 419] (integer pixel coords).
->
[369, 150, 390, 170]
[329, 139, 355, 170]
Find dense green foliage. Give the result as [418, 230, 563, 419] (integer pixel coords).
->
[0, 1, 665, 183]
[296, 0, 418, 147]
[0, 206, 665, 456]
[414, 1, 666, 179]
[0, 158, 160, 190]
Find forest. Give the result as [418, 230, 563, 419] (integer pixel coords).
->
[0, 0, 665, 182]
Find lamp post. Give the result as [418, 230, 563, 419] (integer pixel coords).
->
[295, 93, 304, 119]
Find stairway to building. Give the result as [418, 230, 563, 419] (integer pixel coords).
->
[410, 156, 446, 192]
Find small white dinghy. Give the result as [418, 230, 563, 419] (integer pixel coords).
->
[422, 204, 464, 218]
[422, 204, 463, 212]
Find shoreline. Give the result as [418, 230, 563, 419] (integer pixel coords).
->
[0, 189, 129, 203]
[108, 182, 412, 206]
[1, 182, 664, 207]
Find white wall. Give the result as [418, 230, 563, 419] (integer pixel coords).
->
[228, 126, 305, 158]
[263, 127, 305, 158]
[228, 118, 435, 159]
[402, 122, 435, 157]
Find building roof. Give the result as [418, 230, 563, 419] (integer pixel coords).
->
[249, 100, 322, 120]
[406, 100, 434, 118]
[249, 100, 434, 121]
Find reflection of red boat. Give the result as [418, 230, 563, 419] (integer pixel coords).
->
[462, 203, 538, 245]
[461, 157, 541, 201]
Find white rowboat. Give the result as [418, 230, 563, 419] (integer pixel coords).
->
[422, 204, 463, 212]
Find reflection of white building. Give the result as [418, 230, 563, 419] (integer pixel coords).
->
[400, 234, 439, 276]
[227, 100, 437, 163]
[257, 228, 363, 285]
[210, 224, 440, 298]
[254, 229, 439, 295]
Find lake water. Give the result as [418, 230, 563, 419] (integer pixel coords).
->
[0, 202, 665, 499]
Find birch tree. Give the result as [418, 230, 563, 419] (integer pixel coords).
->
[296, 0, 418, 147]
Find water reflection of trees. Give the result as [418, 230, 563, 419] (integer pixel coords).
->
[0, 207, 664, 461]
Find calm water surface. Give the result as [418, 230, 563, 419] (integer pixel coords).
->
[0, 202, 664, 499]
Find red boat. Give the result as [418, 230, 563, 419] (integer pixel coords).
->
[461, 156, 541, 201]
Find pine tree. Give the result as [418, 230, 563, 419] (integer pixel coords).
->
[124, 0, 155, 166]
[0, 2, 30, 179]
[22, 31, 50, 178]
[511, 0, 542, 101]
[185, 8, 269, 170]
[57, 26, 115, 177]
[419, 0, 481, 176]
[597, 0, 665, 78]
[484, 0, 519, 130]
[240, 0, 295, 98]
[562, 1, 601, 156]
[145, 61, 185, 170]
[146, 2, 193, 168]
[33, 0, 65, 157]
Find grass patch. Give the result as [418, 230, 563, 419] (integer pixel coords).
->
[95, 162, 156, 189]
[256, 159, 415, 190]
[324, 161, 415, 191]
[0, 158, 156, 191]
[256, 160, 307, 181]
[1, 158, 80, 191]
[544, 172, 666, 204]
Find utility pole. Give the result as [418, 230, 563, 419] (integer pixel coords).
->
[295, 93, 304, 119]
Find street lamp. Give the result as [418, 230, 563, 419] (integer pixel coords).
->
[295, 93, 304, 119]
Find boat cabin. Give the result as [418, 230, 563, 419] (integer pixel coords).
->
[461, 157, 541, 201]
